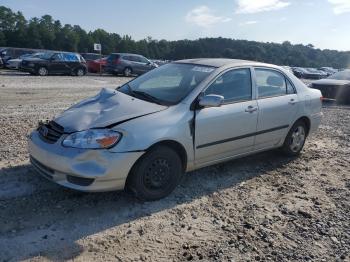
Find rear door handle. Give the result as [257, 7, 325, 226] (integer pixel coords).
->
[245, 105, 258, 113]
[289, 99, 297, 105]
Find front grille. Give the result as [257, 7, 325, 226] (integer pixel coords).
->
[38, 121, 64, 143]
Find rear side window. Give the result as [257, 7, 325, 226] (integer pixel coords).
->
[204, 68, 252, 103]
[255, 69, 295, 98]
[129, 56, 138, 62]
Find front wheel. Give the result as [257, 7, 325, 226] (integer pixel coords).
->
[126, 146, 183, 201]
[123, 67, 132, 77]
[37, 67, 48, 76]
[281, 120, 307, 156]
[76, 68, 85, 76]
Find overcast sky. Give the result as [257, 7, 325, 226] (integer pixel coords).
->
[1, 0, 350, 51]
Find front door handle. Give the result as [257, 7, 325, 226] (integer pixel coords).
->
[289, 99, 297, 105]
[245, 105, 258, 113]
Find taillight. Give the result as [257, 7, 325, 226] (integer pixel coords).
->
[320, 96, 324, 101]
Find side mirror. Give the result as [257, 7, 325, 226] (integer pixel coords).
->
[198, 94, 224, 108]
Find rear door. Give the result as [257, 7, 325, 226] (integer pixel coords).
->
[253, 68, 299, 150]
[195, 68, 258, 165]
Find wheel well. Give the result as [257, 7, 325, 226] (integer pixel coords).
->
[296, 116, 311, 136]
[147, 140, 188, 173]
[124, 140, 188, 190]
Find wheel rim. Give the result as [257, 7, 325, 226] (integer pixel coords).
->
[39, 68, 47, 76]
[143, 158, 171, 190]
[77, 69, 84, 76]
[290, 126, 305, 152]
[124, 68, 131, 76]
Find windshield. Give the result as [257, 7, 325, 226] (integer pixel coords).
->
[118, 63, 215, 105]
[328, 70, 350, 80]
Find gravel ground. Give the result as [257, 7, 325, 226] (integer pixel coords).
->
[0, 71, 349, 261]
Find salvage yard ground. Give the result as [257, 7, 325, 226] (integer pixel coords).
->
[0, 71, 349, 261]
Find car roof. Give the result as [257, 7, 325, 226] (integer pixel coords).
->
[174, 58, 273, 68]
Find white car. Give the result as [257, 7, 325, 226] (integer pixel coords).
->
[28, 59, 323, 200]
[6, 53, 44, 69]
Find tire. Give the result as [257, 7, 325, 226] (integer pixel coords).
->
[126, 146, 183, 201]
[37, 67, 48, 76]
[123, 67, 132, 77]
[281, 120, 307, 156]
[76, 68, 85, 76]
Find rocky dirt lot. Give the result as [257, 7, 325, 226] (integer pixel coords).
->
[0, 71, 349, 261]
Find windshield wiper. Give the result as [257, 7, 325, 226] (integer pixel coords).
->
[132, 90, 164, 105]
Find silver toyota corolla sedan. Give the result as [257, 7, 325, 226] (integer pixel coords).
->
[28, 59, 323, 200]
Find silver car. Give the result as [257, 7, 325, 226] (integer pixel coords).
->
[28, 59, 322, 200]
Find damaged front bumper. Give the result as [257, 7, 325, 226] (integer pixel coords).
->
[28, 130, 144, 192]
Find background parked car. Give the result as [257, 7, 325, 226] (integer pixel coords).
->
[81, 53, 103, 61]
[0, 47, 45, 63]
[87, 57, 107, 73]
[319, 67, 338, 76]
[306, 68, 328, 79]
[20, 51, 87, 76]
[292, 67, 327, 79]
[310, 69, 350, 104]
[6, 52, 44, 70]
[105, 53, 158, 76]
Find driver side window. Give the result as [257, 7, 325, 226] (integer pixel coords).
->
[204, 68, 252, 103]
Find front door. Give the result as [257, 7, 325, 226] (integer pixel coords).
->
[195, 68, 258, 165]
[49, 53, 67, 74]
[253, 68, 299, 150]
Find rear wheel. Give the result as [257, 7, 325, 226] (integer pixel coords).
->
[123, 67, 132, 77]
[37, 67, 48, 76]
[126, 146, 183, 201]
[281, 120, 307, 156]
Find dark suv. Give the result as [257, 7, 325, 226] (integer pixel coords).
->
[105, 53, 158, 76]
[20, 51, 87, 76]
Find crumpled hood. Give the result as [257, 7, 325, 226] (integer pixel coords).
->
[54, 88, 167, 132]
[312, 79, 350, 86]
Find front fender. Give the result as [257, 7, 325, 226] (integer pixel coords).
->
[109, 105, 195, 167]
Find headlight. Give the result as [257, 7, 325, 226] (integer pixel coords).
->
[62, 129, 122, 149]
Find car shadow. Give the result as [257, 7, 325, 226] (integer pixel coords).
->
[0, 149, 297, 261]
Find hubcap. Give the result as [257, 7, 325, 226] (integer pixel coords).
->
[290, 126, 305, 152]
[124, 68, 131, 76]
[77, 69, 84, 76]
[39, 68, 47, 76]
[143, 158, 171, 190]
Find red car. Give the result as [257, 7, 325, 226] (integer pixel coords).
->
[87, 57, 107, 73]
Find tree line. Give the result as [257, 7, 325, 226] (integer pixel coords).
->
[1, 5, 349, 68]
